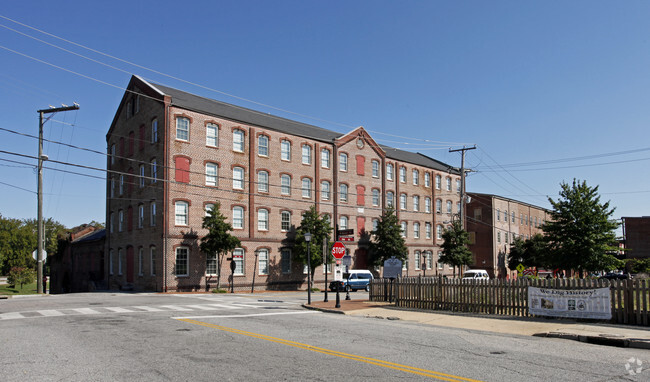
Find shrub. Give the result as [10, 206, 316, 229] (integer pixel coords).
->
[7, 267, 36, 289]
[212, 288, 228, 294]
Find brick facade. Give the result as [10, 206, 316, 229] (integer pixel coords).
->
[105, 76, 461, 292]
[623, 217, 650, 259]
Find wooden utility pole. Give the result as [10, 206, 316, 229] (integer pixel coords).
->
[449, 145, 476, 230]
[37, 104, 79, 293]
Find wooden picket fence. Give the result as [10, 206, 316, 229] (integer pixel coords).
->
[369, 276, 650, 326]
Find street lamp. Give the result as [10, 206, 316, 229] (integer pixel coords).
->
[305, 232, 312, 305]
[252, 250, 260, 293]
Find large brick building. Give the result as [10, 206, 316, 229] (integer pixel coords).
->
[105, 75, 461, 292]
[623, 217, 650, 259]
[465, 193, 550, 278]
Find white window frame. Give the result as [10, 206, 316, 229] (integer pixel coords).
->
[340, 184, 348, 202]
[339, 153, 348, 171]
[150, 201, 156, 226]
[413, 195, 420, 212]
[206, 252, 217, 276]
[372, 189, 380, 206]
[175, 201, 188, 226]
[401, 222, 407, 238]
[425, 172, 430, 187]
[399, 166, 406, 183]
[321, 181, 331, 200]
[258, 209, 269, 231]
[435, 175, 441, 190]
[302, 178, 312, 198]
[400, 193, 407, 210]
[302, 144, 311, 165]
[321, 149, 330, 168]
[425, 223, 432, 239]
[233, 129, 245, 152]
[151, 119, 158, 144]
[233, 206, 244, 229]
[206, 163, 218, 187]
[176, 117, 189, 141]
[281, 140, 291, 161]
[387, 192, 394, 208]
[206, 123, 218, 147]
[281, 211, 291, 231]
[175, 247, 189, 276]
[372, 160, 380, 178]
[412, 169, 419, 185]
[138, 247, 144, 276]
[233, 249, 244, 276]
[233, 167, 244, 190]
[281, 174, 291, 195]
[138, 204, 144, 228]
[139, 165, 145, 188]
[258, 171, 269, 193]
[414, 222, 420, 239]
[150, 246, 156, 276]
[151, 159, 157, 183]
[258, 249, 269, 275]
[258, 135, 269, 156]
[339, 216, 348, 230]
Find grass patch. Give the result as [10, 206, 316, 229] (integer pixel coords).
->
[0, 282, 40, 295]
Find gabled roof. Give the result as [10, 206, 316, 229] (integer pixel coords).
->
[129, 76, 458, 173]
[72, 228, 106, 244]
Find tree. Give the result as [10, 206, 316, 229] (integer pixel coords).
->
[200, 203, 241, 290]
[543, 179, 623, 276]
[294, 206, 333, 283]
[507, 234, 549, 270]
[368, 206, 407, 267]
[0, 215, 36, 275]
[439, 220, 473, 277]
[7, 267, 36, 289]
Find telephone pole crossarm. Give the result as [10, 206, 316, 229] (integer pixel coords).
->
[449, 145, 476, 230]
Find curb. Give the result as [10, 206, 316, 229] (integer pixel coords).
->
[302, 304, 345, 314]
[533, 332, 650, 349]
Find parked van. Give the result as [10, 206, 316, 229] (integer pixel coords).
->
[329, 270, 374, 292]
[461, 269, 490, 281]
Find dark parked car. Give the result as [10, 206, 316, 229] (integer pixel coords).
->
[599, 272, 631, 280]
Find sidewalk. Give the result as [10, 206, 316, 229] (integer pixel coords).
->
[303, 299, 650, 350]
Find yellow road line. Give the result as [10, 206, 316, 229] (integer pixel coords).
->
[177, 318, 483, 382]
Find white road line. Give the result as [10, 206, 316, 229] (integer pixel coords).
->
[38, 310, 65, 317]
[72, 308, 100, 315]
[172, 310, 320, 320]
[230, 303, 263, 309]
[0, 312, 24, 320]
[159, 305, 192, 311]
[185, 305, 220, 311]
[104, 307, 135, 313]
[206, 303, 244, 309]
[131, 306, 164, 312]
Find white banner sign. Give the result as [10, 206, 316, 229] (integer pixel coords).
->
[528, 287, 612, 320]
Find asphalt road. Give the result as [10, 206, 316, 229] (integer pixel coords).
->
[1, 292, 647, 381]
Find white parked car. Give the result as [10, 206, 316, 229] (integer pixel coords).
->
[461, 269, 490, 281]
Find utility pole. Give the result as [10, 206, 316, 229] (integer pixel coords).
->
[37, 104, 79, 293]
[449, 145, 476, 230]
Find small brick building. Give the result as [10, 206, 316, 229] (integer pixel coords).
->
[623, 217, 650, 259]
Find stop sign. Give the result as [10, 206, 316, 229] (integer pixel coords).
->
[331, 241, 346, 259]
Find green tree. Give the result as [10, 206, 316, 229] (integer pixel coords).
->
[368, 206, 407, 267]
[543, 179, 623, 276]
[7, 267, 36, 289]
[0, 215, 36, 275]
[507, 234, 549, 270]
[294, 206, 333, 284]
[439, 220, 473, 277]
[200, 203, 241, 290]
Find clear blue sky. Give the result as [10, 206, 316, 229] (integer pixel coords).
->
[1, 1, 649, 231]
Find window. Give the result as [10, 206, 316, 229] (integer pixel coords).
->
[457, 202, 461, 213]
[138, 204, 144, 228]
[321, 149, 330, 168]
[302, 178, 312, 198]
[258, 249, 269, 275]
[436, 225, 443, 240]
[505, 232, 509, 244]
[435, 175, 441, 190]
[281, 140, 291, 161]
[206, 163, 218, 187]
[339, 184, 348, 202]
[150, 159, 157, 183]
[425, 172, 430, 187]
[321, 181, 331, 200]
[110, 144, 116, 165]
[456, 179, 461, 193]
[446, 177, 452, 191]
[399, 166, 406, 183]
[119, 175, 124, 195]
[387, 192, 394, 207]
[497, 231, 501, 243]
[339, 153, 348, 171]
[386, 163, 394, 180]
[150, 202, 156, 226]
[281, 211, 291, 231]
[446, 201, 452, 214]
[138, 247, 144, 276]
[356, 155, 365, 176]
[258, 209, 269, 231]
[281, 249, 291, 274]
[175, 201, 188, 225]
[206, 123, 218, 147]
[520, 213, 524, 224]
[150, 247, 156, 276]
[512, 211, 516, 223]
[233, 167, 244, 190]
[206, 252, 217, 276]
[118, 210, 124, 232]
[281, 174, 291, 195]
[128, 131, 135, 156]
[372, 160, 379, 177]
[372, 219, 379, 231]
[414, 222, 420, 239]
[258, 171, 269, 193]
[176, 117, 189, 141]
[401, 222, 407, 237]
[302, 144, 311, 164]
[413, 195, 420, 211]
[339, 216, 348, 229]
[175, 247, 188, 276]
[372, 189, 380, 206]
[425, 222, 432, 239]
[118, 248, 123, 275]
[436, 199, 442, 213]
[258, 135, 269, 156]
[415, 251, 421, 270]
[233, 207, 244, 229]
[497, 209, 500, 221]
[109, 213, 114, 233]
[400, 193, 407, 210]
[412, 169, 419, 185]
[438, 252, 444, 269]
[233, 129, 244, 152]
[233, 249, 244, 275]
[139, 165, 145, 188]
[175, 157, 190, 184]
[425, 197, 431, 213]
[205, 203, 214, 217]
[426, 252, 433, 270]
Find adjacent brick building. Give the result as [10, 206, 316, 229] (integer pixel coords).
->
[465, 193, 550, 278]
[623, 217, 650, 259]
[105, 75, 461, 292]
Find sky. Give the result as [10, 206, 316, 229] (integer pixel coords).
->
[1, 1, 649, 233]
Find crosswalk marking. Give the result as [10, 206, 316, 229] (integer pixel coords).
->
[132, 306, 164, 312]
[206, 304, 241, 310]
[0, 312, 24, 320]
[38, 310, 65, 317]
[105, 307, 134, 313]
[159, 305, 192, 311]
[73, 308, 100, 315]
[185, 304, 221, 311]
